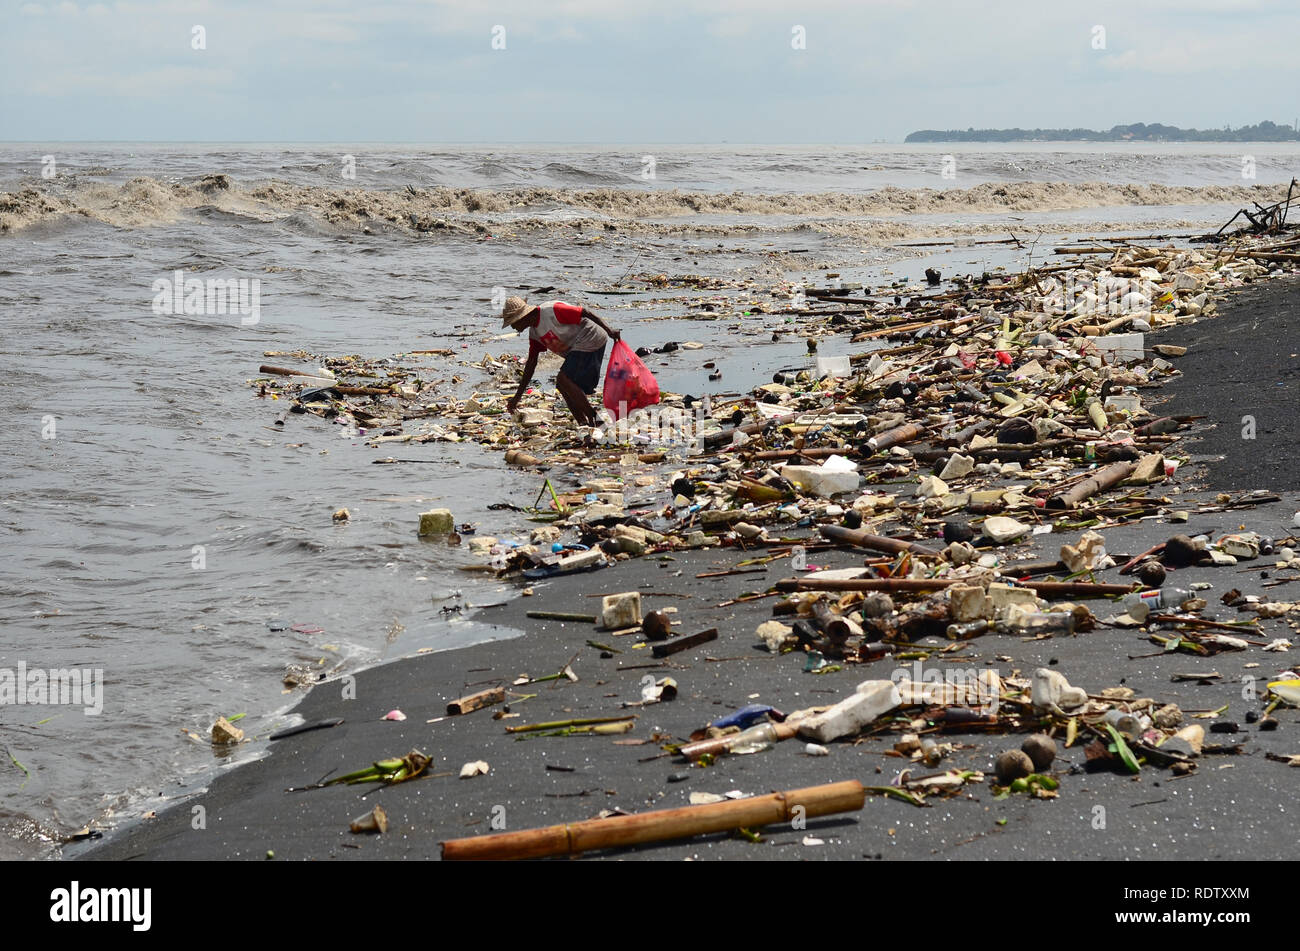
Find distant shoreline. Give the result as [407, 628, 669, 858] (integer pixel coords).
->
[906, 121, 1300, 144]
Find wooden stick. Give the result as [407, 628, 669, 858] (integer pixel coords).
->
[526, 611, 597, 623]
[440, 780, 866, 860]
[819, 525, 942, 557]
[446, 686, 505, 716]
[696, 567, 768, 579]
[259, 364, 325, 378]
[1119, 542, 1166, 575]
[652, 628, 718, 658]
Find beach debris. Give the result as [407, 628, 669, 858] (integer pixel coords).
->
[982, 517, 1030, 545]
[322, 750, 432, 787]
[651, 627, 718, 658]
[505, 715, 636, 735]
[795, 680, 902, 743]
[1031, 668, 1088, 713]
[459, 760, 490, 779]
[526, 610, 598, 622]
[446, 686, 506, 716]
[642, 610, 673, 641]
[418, 509, 454, 536]
[1268, 679, 1300, 706]
[601, 591, 643, 630]
[994, 750, 1034, 785]
[383, 710, 406, 722]
[440, 780, 866, 860]
[211, 716, 244, 745]
[238, 221, 1300, 842]
[268, 718, 345, 742]
[350, 805, 389, 835]
[1021, 734, 1057, 771]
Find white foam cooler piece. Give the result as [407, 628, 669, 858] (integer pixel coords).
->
[601, 591, 642, 629]
[796, 680, 902, 743]
[815, 355, 851, 379]
[1088, 333, 1145, 364]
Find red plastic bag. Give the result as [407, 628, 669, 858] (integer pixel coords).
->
[602, 340, 660, 420]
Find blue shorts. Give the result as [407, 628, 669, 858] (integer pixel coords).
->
[560, 345, 606, 394]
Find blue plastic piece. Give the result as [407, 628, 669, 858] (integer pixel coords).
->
[711, 704, 776, 731]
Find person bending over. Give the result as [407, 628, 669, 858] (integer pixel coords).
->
[502, 296, 620, 427]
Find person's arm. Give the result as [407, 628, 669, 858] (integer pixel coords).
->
[581, 307, 620, 342]
[507, 347, 539, 413]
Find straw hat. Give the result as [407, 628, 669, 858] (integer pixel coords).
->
[500, 296, 530, 328]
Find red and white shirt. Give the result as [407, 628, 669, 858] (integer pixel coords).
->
[527, 301, 606, 356]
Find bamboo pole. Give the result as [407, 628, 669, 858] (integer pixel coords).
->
[866, 422, 926, 452]
[775, 577, 1135, 598]
[505, 715, 636, 734]
[819, 525, 942, 557]
[1045, 460, 1135, 509]
[440, 780, 866, 860]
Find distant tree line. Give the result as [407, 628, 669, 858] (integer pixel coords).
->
[904, 121, 1300, 142]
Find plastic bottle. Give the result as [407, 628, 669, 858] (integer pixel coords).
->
[1102, 709, 1145, 738]
[1121, 588, 1189, 615]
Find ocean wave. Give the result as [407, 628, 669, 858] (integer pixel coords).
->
[1, 176, 1285, 235]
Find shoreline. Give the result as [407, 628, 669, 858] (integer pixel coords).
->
[78, 271, 1300, 861]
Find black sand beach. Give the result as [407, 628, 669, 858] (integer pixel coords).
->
[79, 277, 1300, 863]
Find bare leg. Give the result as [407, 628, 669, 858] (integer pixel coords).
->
[556, 372, 596, 426]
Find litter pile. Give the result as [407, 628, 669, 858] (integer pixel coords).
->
[243, 222, 1300, 856]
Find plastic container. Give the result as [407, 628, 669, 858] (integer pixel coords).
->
[815, 355, 852, 379]
[780, 457, 860, 498]
[600, 591, 642, 629]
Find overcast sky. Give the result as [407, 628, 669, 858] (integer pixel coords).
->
[3, 0, 1297, 143]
